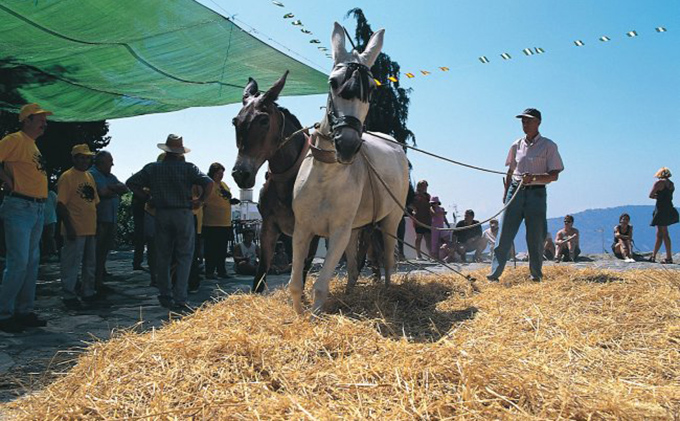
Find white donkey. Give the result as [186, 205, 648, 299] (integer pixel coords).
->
[290, 23, 409, 315]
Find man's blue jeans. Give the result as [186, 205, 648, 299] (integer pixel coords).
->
[0, 197, 44, 320]
[155, 208, 195, 305]
[489, 184, 547, 280]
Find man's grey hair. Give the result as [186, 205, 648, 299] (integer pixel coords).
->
[94, 150, 112, 166]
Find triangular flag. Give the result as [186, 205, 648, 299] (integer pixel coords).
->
[374, 79, 382, 86]
[272, 1, 285, 7]
[479, 56, 490, 63]
[500, 53, 511, 60]
[301, 29, 312, 34]
[599, 36, 611, 42]
[309, 39, 320, 44]
[388, 76, 398, 83]
[439, 67, 449, 71]
[291, 20, 303, 26]
[522, 48, 533, 56]
[317, 47, 328, 51]
[574, 40, 585, 46]
[534, 47, 545, 54]
[405, 73, 415, 78]
[626, 30, 638, 37]
[283, 13, 294, 19]
[420, 70, 431, 75]
[656, 27, 667, 33]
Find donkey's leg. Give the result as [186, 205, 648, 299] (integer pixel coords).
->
[302, 235, 320, 288]
[253, 221, 280, 293]
[290, 228, 314, 315]
[380, 210, 402, 287]
[312, 226, 353, 315]
[344, 229, 361, 293]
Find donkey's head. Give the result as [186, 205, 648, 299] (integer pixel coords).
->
[231, 72, 289, 188]
[326, 22, 384, 164]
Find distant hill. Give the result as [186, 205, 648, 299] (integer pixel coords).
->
[512, 205, 680, 254]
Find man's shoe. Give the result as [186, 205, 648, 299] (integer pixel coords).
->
[133, 264, 144, 271]
[97, 285, 117, 295]
[530, 277, 542, 283]
[82, 295, 111, 308]
[217, 272, 231, 279]
[486, 275, 499, 282]
[63, 297, 83, 310]
[15, 312, 47, 328]
[158, 295, 174, 309]
[173, 303, 194, 315]
[0, 317, 25, 333]
[205, 273, 217, 280]
[188, 285, 200, 294]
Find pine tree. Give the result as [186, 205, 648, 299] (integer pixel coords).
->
[345, 8, 416, 145]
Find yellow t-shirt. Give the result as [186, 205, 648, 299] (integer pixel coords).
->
[203, 181, 232, 227]
[58, 168, 100, 236]
[0, 131, 48, 198]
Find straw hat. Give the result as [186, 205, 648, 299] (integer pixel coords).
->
[157, 134, 190, 154]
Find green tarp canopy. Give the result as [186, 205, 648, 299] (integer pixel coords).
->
[0, 0, 328, 122]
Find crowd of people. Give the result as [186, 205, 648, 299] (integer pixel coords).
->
[0, 104, 676, 334]
[0, 104, 294, 333]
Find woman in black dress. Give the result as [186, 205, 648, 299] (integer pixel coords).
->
[649, 167, 679, 263]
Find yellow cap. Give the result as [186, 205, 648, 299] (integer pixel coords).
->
[19, 103, 53, 122]
[71, 144, 94, 156]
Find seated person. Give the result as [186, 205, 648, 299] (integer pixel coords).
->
[438, 237, 459, 263]
[543, 231, 556, 261]
[612, 213, 635, 262]
[555, 214, 580, 262]
[453, 209, 485, 263]
[234, 228, 260, 276]
[269, 241, 292, 275]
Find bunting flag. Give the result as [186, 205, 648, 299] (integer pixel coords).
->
[267, 1, 669, 85]
[374, 79, 382, 86]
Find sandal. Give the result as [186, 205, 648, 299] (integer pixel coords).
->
[661, 258, 674, 264]
[648, 257, 656, 263]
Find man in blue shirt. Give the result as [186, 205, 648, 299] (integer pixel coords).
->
[89, 150, 128, 296]
[126, 135, 213, 311]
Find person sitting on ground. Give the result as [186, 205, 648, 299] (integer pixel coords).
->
[57, 144, 101, 309]
[269, 241, 292, 275]
[234, 228, 260, 276]
[438, 237, 461, 263]
[612, 213, 635, 263]
[555, 214, 580, 262]
[453, 209, 485, 263]
[543, 231, 556, 261]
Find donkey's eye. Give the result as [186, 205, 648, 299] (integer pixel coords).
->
[231, 118, 238, 127]
[329, 78, 338, 90]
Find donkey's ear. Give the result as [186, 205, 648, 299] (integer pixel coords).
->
[358, 28, 384, 67]
[243, 78, 259, 104]
[331, 22, 348, 63]
[261, 71, 289, 104]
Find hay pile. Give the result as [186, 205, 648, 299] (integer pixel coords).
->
[4, 267, 680, 420]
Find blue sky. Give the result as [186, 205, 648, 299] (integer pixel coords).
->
[107, 0, 679, 220]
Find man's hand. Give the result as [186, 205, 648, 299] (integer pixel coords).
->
[191, 198, 204, 210]
[66, 226, 76, 241]
[521, 173, 536, 185]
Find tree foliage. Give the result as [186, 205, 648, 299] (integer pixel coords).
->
[0, 58, 110, 184]
[345, 8, 416, 145]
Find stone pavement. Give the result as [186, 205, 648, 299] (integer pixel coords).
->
[0, 249, 678, 403]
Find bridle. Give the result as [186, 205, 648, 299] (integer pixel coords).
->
[323, 61, 374, 144]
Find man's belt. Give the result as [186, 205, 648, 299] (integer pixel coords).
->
[7, 191, 46, 203]
[521, 184, 546, 190]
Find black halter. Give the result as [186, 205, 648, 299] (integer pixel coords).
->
[326, 62, 374, 139]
